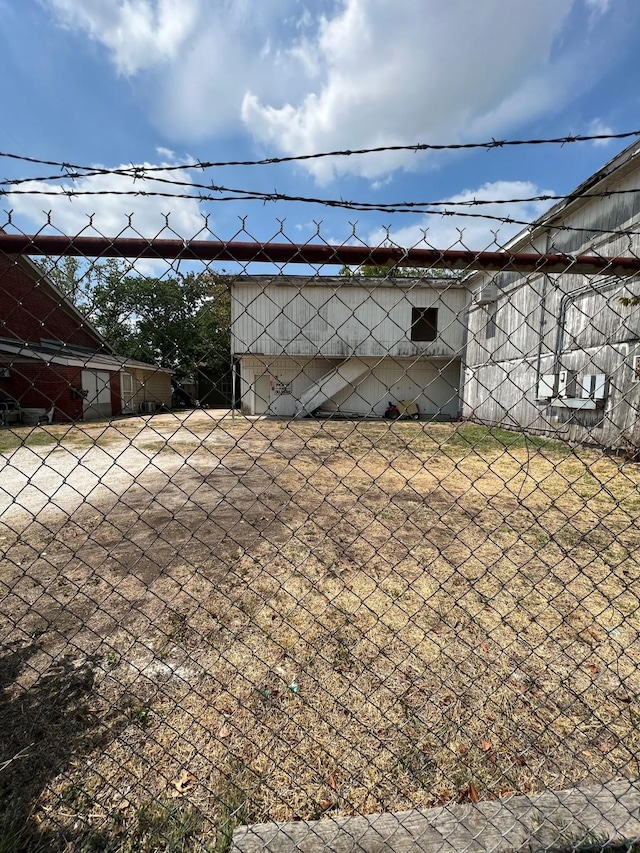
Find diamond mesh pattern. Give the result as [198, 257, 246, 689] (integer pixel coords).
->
[1, 222, 640, 853]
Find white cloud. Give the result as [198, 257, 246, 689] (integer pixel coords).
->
[369, 180, 555, 252]
[43, 0, 312, 138]
[585, 0, 611, 15]
[45, 0, 201, 75]
[587, 118, 615, 147]
[242, 0, 607, 181]
[5, 163, 207, 241]
[42, 0, 620, 180]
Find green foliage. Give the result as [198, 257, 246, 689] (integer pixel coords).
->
[339, 263, 460, 280]
[39, 256, 86, 303]
[619, 295, 640, 307]
[40, 259, 231, 380]
[120, 801, 204, 853]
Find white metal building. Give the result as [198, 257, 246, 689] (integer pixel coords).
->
[231, 276, 468, 419]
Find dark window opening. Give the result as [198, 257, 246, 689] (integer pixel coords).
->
[486, 303, 497, 340]
[411, 307, 438, 341]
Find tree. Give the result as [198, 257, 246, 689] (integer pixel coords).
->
[39, 258, 232, 381]
[38, 255, 90, 306]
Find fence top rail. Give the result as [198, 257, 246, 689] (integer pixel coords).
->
[0, 233, 639, 276]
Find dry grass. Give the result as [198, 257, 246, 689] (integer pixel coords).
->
[1, 413, 640, 850]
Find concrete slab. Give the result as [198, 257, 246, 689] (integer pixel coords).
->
[231, 779, 640, 853]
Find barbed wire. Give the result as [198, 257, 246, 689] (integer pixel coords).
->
[0, 128, 638, 174]
[4, 186, 640, 241]
[6, 169, 640, 213]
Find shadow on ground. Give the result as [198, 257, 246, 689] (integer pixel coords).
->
[0, 640, 131, 852]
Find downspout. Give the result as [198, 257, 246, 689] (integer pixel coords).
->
[554, 278, 624, 368]
[535, 233, 551, 389]
[458, 289, 471, 420]
[232, 359, 237, 420]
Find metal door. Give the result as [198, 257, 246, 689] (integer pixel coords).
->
[82, 370, 112, 420]
[254, 375, 271, 414]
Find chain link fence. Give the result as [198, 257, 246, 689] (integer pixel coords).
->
[1, 219, 640, 853]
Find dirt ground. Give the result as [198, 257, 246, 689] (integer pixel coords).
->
[1, 410, 640, 851]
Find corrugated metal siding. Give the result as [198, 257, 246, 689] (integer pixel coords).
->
[239, 355, 460, 418]
[239, 357, 339, 416]
[232, 283, 467, 359]
[331, 360, 460, 418]
[550, 168, 640, 255]
[463, 158, 640, 450]
[462, 359, 552, 434]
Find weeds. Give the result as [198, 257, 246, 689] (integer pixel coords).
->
[117, 801, 204, 853]
[125, 704, 151, 729]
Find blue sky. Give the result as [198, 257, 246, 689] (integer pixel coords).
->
[1, 0, 640, 268]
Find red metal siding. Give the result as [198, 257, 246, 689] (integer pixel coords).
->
[0, 255, 101, 349]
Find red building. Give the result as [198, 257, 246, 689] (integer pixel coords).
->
[0, 254, 172, 423]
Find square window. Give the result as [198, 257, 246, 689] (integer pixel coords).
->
[411, 307, 438, 341]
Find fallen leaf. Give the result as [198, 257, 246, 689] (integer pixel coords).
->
[458, 785, 480, 803]
[480, 642, 489, 654]
[318, 799, 334, 813]
[498, 788, 515, 798]
[459, 745, 469, 756]
[117, 799, 130, 811]
[328, 774, 337, 790]
[220, 705, 233, 716]
[588, 664, 599, 674]
[171, 770, 196, 797]
[457, 785, 477, 804]
[219, 723, 231, 739]
[479, 739, 493, 752]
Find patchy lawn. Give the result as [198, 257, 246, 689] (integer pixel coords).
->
[1, 412, 639, 851]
